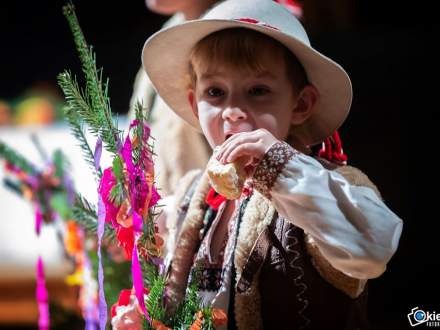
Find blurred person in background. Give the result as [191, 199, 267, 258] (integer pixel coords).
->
[129, 0, 220, 197]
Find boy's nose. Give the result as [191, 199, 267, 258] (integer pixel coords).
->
[222, 106, 247, 122]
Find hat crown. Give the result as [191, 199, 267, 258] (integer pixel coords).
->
[203, 0, 310, 46]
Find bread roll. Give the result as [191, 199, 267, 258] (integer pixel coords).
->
[207, 155, 247, 200]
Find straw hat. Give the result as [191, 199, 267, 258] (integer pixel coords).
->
[142, 0, 352, 146]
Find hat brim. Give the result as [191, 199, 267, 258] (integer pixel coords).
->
[142, 19, 352, 146]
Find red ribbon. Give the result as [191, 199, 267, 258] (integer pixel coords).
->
[205, 187, 227, 210]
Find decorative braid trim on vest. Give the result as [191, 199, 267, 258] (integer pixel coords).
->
[234, 190, 275, 330]
[285, 225, 311, 328]
[165, 170, 211, 313]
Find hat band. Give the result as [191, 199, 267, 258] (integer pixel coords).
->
[234, 18, 280, 31]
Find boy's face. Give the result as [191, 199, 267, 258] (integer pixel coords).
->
[189, 49, 300, 149]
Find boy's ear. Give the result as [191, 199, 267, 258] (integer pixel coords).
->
[291, 84, 319, 125]
[187, 89, 199, 119]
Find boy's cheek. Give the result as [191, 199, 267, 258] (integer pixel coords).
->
[199, 123, 218, 149]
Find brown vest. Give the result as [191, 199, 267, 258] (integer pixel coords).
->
[257, 216, 369, 329]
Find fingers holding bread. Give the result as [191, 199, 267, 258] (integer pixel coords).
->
[207, 149, 247, 200]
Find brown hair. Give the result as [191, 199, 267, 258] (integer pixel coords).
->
[188, 28, 308, 91]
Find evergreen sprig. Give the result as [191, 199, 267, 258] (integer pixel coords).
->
[73, 194, 115, 240]
[145, 275, 166, 322]
[141, 260, 158, 288]
[60, 4, 122, 155]
[133, 102, 145, 167]
[57, 72, 102, 178]
[0, 141, 38, 175]
[171, 267, 206, 329]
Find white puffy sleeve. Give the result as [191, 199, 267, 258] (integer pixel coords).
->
[252, 141, 403, 280]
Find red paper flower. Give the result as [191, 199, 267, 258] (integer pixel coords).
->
[111, 289, 132, 318]
[98, 167, 121, 226]
[116, 226, 134, 260]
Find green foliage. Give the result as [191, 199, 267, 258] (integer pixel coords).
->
[56, 76, 102, 178]
[59, 4, 122, 156]
[146, 275, 166, 322]
[109, 156, 126, 207]
[112, 156, 124, 181]
[141, 259, 158, 288]
[72, 194, 115, 240]
[0, 141, 37, 175]
[171, 266, 204, 329]
[52, 149, 68, 179]
[109, 182, 124, 208]
[88, 249, 132, 309]
[50, 192, 72, 220]
[133, 102, 146, 167]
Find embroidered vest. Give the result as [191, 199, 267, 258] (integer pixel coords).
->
[257, 217, 369, 329]
[167, 162, 377, 329]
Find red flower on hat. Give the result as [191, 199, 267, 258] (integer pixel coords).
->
[235, 18, 280, 31]
[274, 0, 303, 18]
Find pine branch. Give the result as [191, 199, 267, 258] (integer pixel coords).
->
[57, 72, 102, 178]
[0, 141, 38, 175]
[52, 149, 71, 179]
[201, 308, 215, 330]
[58, 69, 116, 157]
[172, 267, 204, 328]
[61, 4, 122, 155]
[30, 134, 49, 162]
[133, 102, 145, 166]
[3, 178, 24, 197]
[141, 260, 158, 288]
[145, 275, 166, 322]
[72, 194, 115, 240]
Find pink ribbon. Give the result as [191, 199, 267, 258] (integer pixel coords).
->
[36, 256, 49, 330]
[35, 206, 43, 235]
[132, 211, 150, 321]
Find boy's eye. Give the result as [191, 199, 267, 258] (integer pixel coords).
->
[206, 87, 225, 97]
[249, 86, 270, 96]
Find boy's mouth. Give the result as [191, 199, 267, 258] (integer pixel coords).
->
[224, 134, 233, 141]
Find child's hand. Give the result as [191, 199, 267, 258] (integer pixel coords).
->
[215, 128, 279, 174]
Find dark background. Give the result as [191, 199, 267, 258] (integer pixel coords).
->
[0, 0, 436, 329]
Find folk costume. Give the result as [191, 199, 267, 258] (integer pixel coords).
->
[159, 141, 401, 329]
[141, 0, 403, 328]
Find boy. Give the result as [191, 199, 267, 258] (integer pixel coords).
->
[143, 0, 403, 328]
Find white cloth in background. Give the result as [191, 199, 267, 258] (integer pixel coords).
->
[0, 123, 117, 279]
